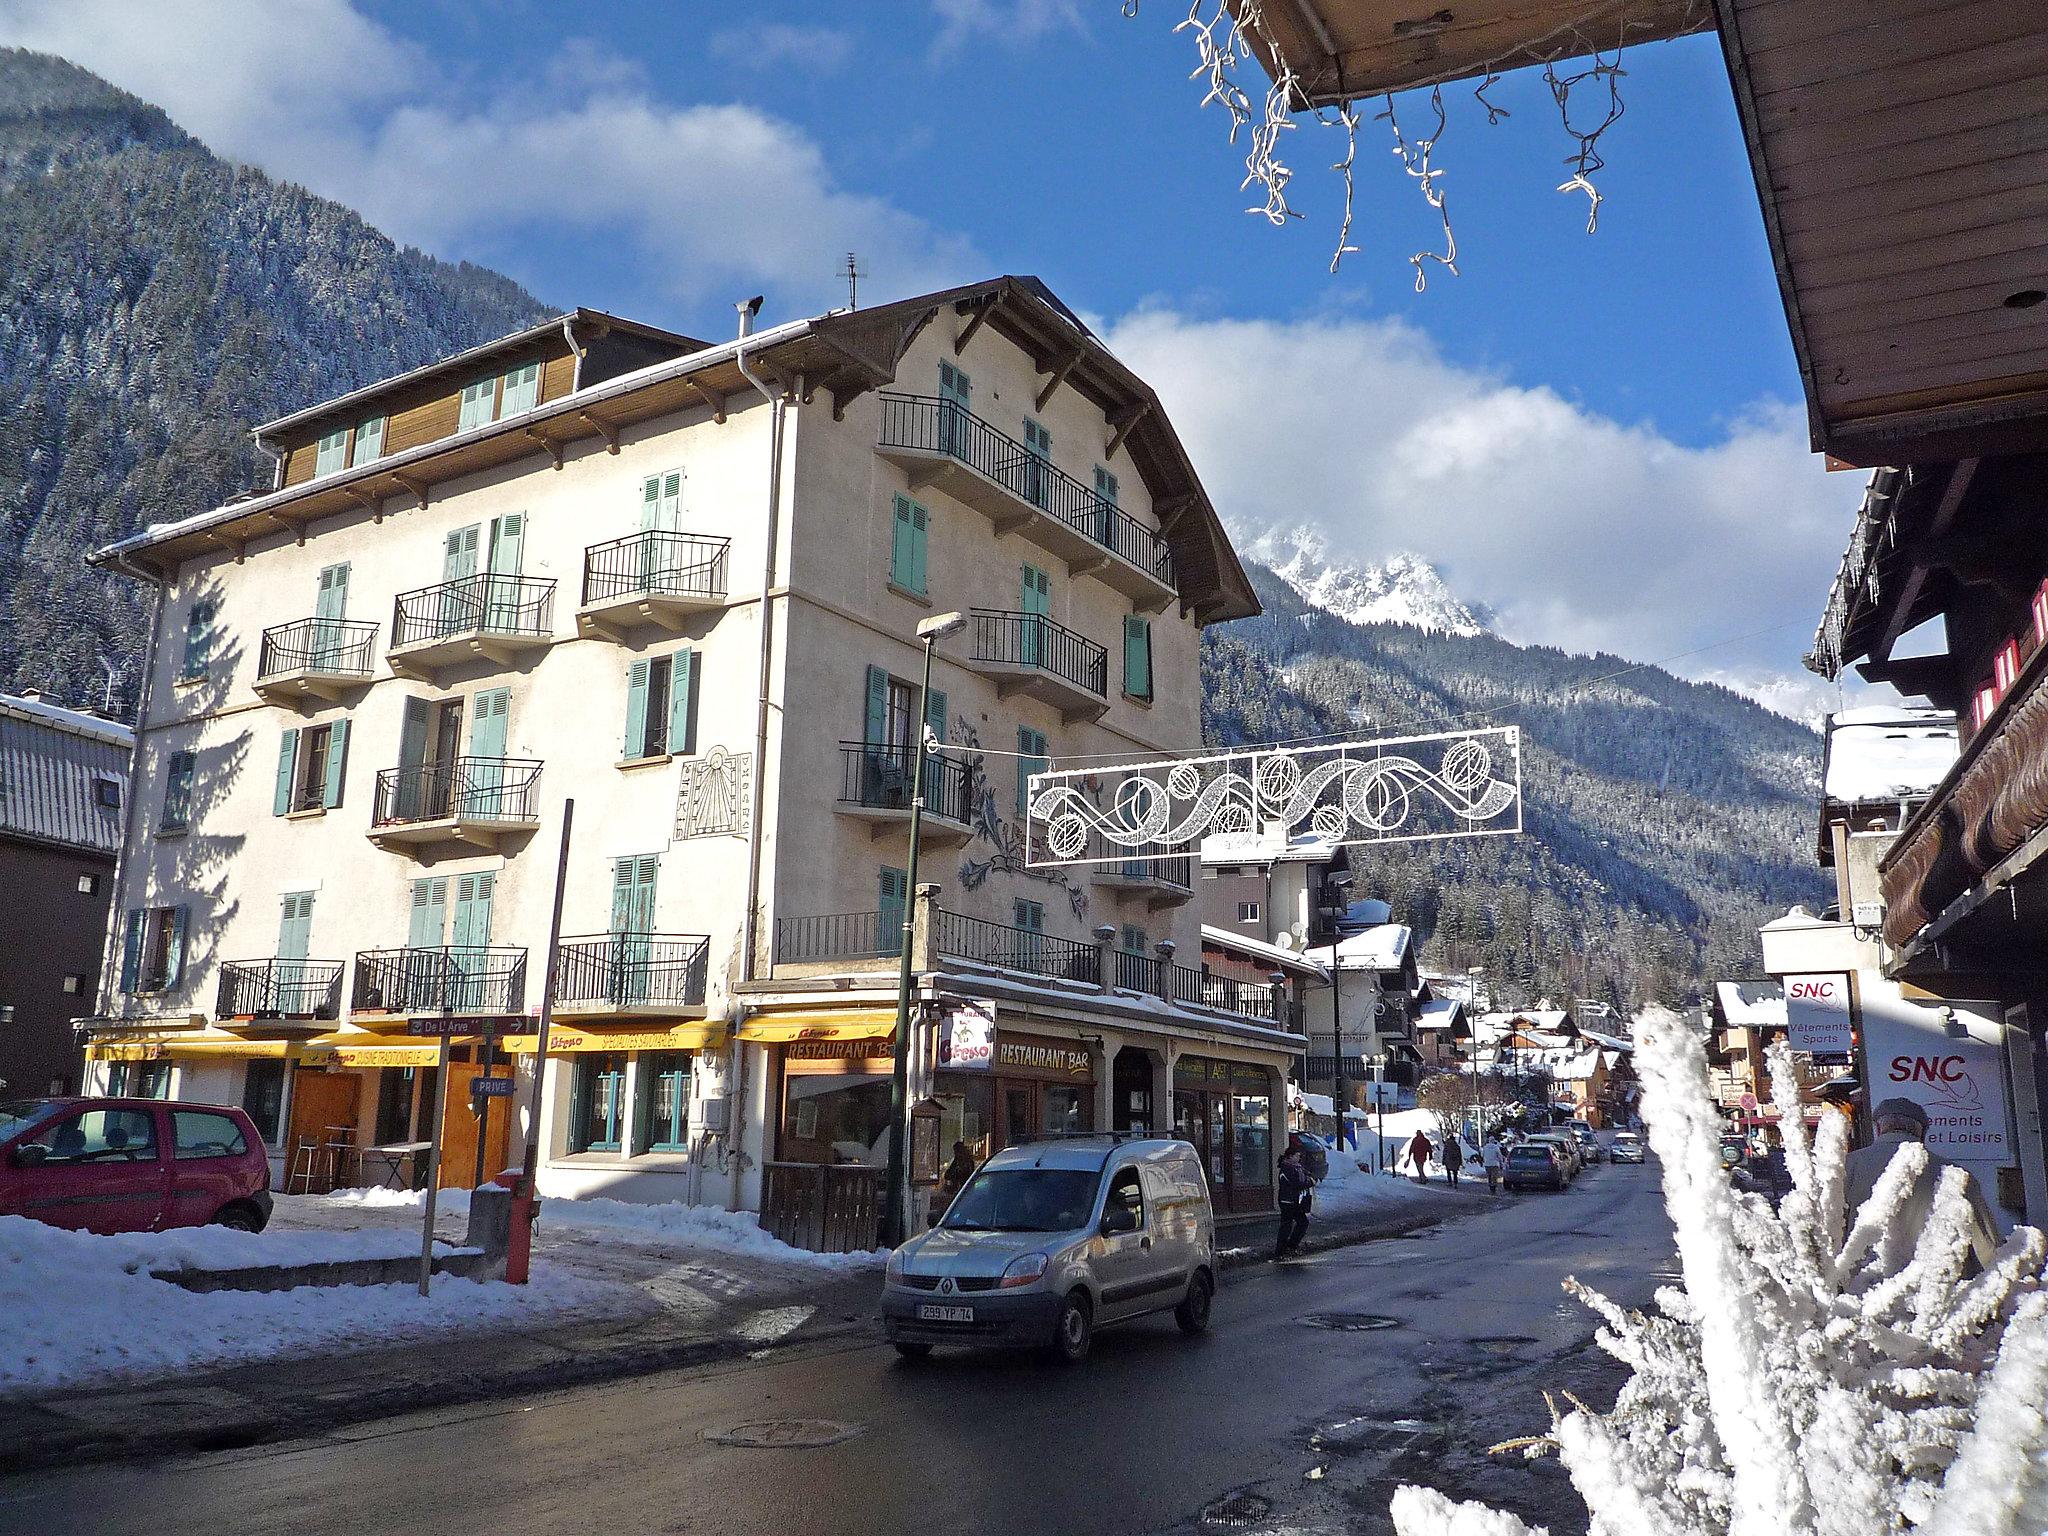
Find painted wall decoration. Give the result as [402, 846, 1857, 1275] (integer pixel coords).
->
[947, 719, 1091, 920]
[675, 747, 750, 839]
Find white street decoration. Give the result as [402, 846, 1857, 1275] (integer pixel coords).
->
[1391, 1011, 2048, 1536]
[1026, 727, 1520, 867]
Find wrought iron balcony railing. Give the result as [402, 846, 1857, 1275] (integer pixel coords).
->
[775, 910, 897, 965]
[257, 618, 377, 681]
[216, 958, 345, 1020]
[582, 531, 730, 607]
[392, 573, 555, 648]
[969, 608, 1107, 698]
[554, 932, 710, 1010]
[877, 393, 1175, 587]
[837, 742, 976, 824]
[371, 757, 542, 828]
[352, 946, 527, 1016]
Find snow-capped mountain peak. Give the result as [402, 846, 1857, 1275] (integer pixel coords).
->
[1247, 527, 1493, 637]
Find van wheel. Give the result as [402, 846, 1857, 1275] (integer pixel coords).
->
[211, 1202, 265, 1233]
[1048, 1292, 1092, 1364]
[893, 1342, 932, 1361]
[1175, 1269, 1213, 1335]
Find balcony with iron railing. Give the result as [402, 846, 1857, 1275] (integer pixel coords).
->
[254, 618, 378, 703]
[216, 958, 346, 1020]
[962, 607, 1108, 722]
[389, 573, 555, 676]
[554, 933, 711, 1017]
[351, 946, 528, 1017]
[834, 742, 978, 844]
[1088, 841, 1195, 908]
[875, 393, 1175, 609]
[577, 531, 730, 637]
[368, 757, 543, 852]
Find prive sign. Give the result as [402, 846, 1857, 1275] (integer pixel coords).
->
[1784, 973, 1854, 1059]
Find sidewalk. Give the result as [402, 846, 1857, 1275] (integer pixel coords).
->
[0, 1180, 1493, 1477]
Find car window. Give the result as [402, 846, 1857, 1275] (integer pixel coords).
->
[943, 1169, 1098, 1233]
[0, 1098, 57, 1142]
[35, 1108, 158, 1164]
[1106, 1167, 1144, 1224]
[172, 1111, 248, 1160]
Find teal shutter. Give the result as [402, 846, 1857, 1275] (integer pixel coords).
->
[623, 660, 651, 757]
[163, 750, 195, 830]
[353, 416, 384, 463]
[863, 665, 889, 747]
[880, 866, 908, 937]
[641, 475, 662, 530]
[890, 495, 914, 590]
[322, 719, 350, 808]
[166, 907, 189, 988]
[181, 597, 216, 681]
[398, 697, 430, 770]
[925, 687, 947, 746]
[501, 362, 540, 414]
[488, 513, 525, 575]
[273, 729, 299, 816]
[120, 910, 144, 992]
[409, 879, 448, 948]
[316, 563, 349, 621]
[458, 377, 496, 431]
[1124, 617, 1152, 700]
[444, 526, 480, 581]
[452, 872, 494, 948]
[470, 688, 510, 757]
[611, 856, 658, 933]
[667, 650, 697, 756]
[278, 894, 314, 960]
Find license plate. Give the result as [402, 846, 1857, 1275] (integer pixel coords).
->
[917, 1304, 974, 1323]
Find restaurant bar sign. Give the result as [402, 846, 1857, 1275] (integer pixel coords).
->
[995, 1033, 1093, 1081]
[1784, 973, 1854, 1059]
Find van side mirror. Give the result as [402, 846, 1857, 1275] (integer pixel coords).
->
[11, 1143, 49, 1169]
[1099, 1204, 1139, 1237]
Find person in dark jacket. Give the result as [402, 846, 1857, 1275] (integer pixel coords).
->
[1407, 1128, 1434, 1183]
[1275, 1137, 1312, 1256]
[1441, 1133, 1464, 1189]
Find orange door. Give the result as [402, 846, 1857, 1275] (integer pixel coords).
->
[436, 1061, 513, 1191]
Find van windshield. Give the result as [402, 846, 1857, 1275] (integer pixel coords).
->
[943, 1168, 1099, 1233]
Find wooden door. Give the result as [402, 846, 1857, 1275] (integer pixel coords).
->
[437, 1061, 513, 1191]
[287, 1070, 361, 1191]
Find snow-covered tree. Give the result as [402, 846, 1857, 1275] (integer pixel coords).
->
[1392, 1008, 2048, 1536]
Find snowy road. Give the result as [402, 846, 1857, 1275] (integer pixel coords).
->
[0, 1160, 1672, 1536]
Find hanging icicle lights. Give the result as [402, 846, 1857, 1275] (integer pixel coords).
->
[1132, 0, 1713, 279]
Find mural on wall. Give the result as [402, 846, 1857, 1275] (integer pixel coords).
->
[675, 747, 751, 840]
[949, 718, 1092, 921]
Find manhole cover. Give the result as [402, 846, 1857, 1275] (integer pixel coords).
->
[1201, 1490, 1273, 1528]
[1472, 1335, 1537, 1355]
[704, 1418, 863, 1449]
[1301, 1312, 1402, 1331]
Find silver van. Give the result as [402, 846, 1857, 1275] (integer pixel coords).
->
[881, 1135, 1216, 1363]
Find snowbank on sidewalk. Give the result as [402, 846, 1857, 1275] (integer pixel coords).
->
[1311, 1138, 1485, 1217]
[0, 1214, 649, 1397]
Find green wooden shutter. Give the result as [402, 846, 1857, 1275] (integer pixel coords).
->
[353, 416, 385, 464]
[925, 687, 948, 746]
[444, 526, 480, 581]
[863, 665, 889, 747]
[501, 362, 540, 414]
[316, 564, 350, 621]
[278, 894, 314, 961]
[398, 697, 430, 770]
[181, 597, 216, 681]
[890, 495, 915, 590]
[879, 866, 908, 938]
[315, 428, 349, 476]
[409, 879, 448, 948]
[166, 906, 189, 988]
[452, 872, 494, 948]
[120, 910, 145, 992]
[611, 856, 658, 934]
[489, 513, 525, 575]
[1124, 617, 1152, 700]
[273, 729, 299, 817]
[163, 750, 194, 830]
[458, 378, 495, 431]
[470, 688, 510, 757]
[641, 475, 662, 529]
[667, 650, 697, 756]
[322, 718, 350, 808]
[623, 660, 651, 758]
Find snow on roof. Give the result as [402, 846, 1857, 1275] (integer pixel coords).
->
[1200, 924, 1328, 977]
[1416, 998, 1467, 1033]
[1714, 980, 1787, 1029]
[1579, 1028, 1634, 1053]
[1303, 923, 1411, 972]
[1477, 1009, 1568, 1034]
[1822, 708, 1957, 804]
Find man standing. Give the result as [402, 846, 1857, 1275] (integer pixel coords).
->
[1275, 1137, 1312, 1257]
[1407, 1127, 1434, 1183]
[1441, 1133, 1464, 1189]
[1844, 1098, 2000, 1272]
[1479, 1133, 1506, 1195]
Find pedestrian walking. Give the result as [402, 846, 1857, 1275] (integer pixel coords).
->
[1441, 1133, 1464, 1189]
[1407, 1128, 1433, 1183]
[1844, 1098, 2000, 1273]
[1275, 1136, 1312, 1256]
[1479, 1133, 1506, 1195]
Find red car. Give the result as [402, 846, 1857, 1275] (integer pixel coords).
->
[0, 1097, 273, 1235]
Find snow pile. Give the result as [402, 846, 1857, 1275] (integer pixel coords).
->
[0, 1214, 646, 1396]
[1823, 708, 1957, 804]
[88, 1222, 439, 1272]
[1391, 1012, 2048, 1536]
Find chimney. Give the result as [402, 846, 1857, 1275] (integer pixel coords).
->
[736, 295, 764, 338]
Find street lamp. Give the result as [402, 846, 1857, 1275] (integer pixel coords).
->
[1321, 868, 1355, 1151]
[1366, 1050, 1388, 1174]
[881, 610, 967, 1249]
[1466, 964, 1486, 1138]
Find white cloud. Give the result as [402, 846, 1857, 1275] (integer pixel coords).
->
[0, 0, 975, 309]
[927, 0, 1086, 58]
[1102, 307, 1863, 707]
[709, 23, 856, 74]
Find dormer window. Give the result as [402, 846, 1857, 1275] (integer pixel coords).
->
[501, 361, 540, 415]
[458, 377, 496, 432]
[353, 415, 385, 464]
[314, 428, 349, 476]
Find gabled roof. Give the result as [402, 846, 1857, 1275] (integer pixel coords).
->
[0, 693, 131, 855]
[1200, 924, 1327, 978]
[1712, 979, 1787, 1031]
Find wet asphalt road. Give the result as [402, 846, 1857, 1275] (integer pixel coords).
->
[1, 1161, 1672, 1536]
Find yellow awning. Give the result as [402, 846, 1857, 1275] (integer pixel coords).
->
[86, 1041, 166, 1062]
[498, 1022, 727, 1054]
[163, 1039, 298, 1061]
[738, 1008, 897, 1044]
[304, 1035, 455, 1068]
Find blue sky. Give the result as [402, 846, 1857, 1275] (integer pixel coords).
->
[0, 0, 1863, 714]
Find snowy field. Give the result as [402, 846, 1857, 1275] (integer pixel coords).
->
[0, 1213, 651, 1397]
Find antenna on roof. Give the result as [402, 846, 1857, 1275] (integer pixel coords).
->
[843, 252, 864, 310]
[97, 656, 121, 716]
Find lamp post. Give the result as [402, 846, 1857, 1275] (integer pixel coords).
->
[1466, 964, 1486, 1140]
[881, 611, 966, 1250]
[1367, 1050, 1388, 1174]
[1321, 868, 1355, 1152]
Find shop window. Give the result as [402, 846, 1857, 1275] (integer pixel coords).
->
[375, 1068, 419, 1146]
[572, 1053, 628, 1153]
[638, 1052, 690, 1153]
[781, 1055, 892, 1164]
[1043, 1084, 1086, 1135]
[242, 1060, 286, 1144]
[107, 1061, 170, 1099]
[1231, 1081, 1272, 1192]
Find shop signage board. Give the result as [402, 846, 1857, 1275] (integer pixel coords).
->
[994, 1033, 1093, 1081]
[469, 1076, 516, 1100]
[406, 1014, 519, 1037]
[1784, 973, 1854, 1059]
[1859, 990, 2010, 1162]
[943, 1001, 996, 1071]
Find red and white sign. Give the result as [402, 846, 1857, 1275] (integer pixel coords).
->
[943, 1000, 997, 1072]
[1860, 992, 2010, 1163]
[1784, 973, 1854, 1059]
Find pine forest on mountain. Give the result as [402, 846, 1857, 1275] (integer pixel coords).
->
[0, 48, 1826, 1014]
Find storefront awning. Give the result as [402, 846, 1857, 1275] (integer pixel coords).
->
[304, 1036, 451, 1067]
[163, 1039, 299, 1060]
[738, 1009, 896, 1044]
[86, 1034, 292, 1062]
[497, 1022, 727, 1054]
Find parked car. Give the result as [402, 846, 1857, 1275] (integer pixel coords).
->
[1504, 1141, 1568, 1192]
[1610, 1131, 1646, 1165]
[1574, 1129, 1606, 1165]
[881, 1135, 1215, 1363]
[0, 1097, 272, 1235]
[1528, 1132, 1581, 1179]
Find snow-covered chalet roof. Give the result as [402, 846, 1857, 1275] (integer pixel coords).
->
[1822, 707, 1957, 805]
[1200, 925, 1328, 978]
[1714, 980, 1787, 1030]
[1303, 923, 1411, 974]
[1415, 997, 1467, 1034]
